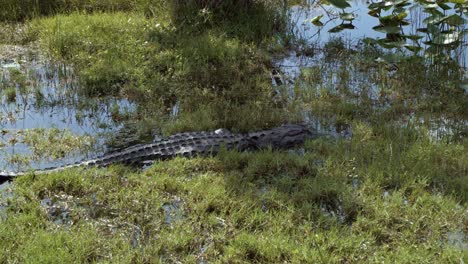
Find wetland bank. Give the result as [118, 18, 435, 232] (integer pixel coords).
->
[0, 0, 467, 263]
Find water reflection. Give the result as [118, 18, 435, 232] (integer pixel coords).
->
[286, 0, 467, 64]
[275, 0, 467, 140]
[0, 45, 135, 172]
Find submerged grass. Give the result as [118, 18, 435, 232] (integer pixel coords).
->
[1, 122, 466, 262]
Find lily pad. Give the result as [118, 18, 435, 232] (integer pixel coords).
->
[433, 32, 459, 45]
[327, 0, 351, 9]
[328, 23, 355, 33]
[444, 14, 466, 26]
[311, 15, 324, 26]
[373, 25, 401, 34]
[340, 12, 356, 21]
[404, 45, 423, 52]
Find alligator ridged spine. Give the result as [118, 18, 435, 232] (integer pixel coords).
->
[0, 124, 312, 180]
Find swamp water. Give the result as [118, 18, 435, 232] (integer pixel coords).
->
[0, 45, 134, 183]
[274, 0, 467, 139]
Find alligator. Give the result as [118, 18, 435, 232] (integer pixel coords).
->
[0, 124, 314, 182]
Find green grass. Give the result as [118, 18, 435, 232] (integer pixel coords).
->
[28, 12, 148, 96]
[0, 2, 466, 262]
[1, 122, 466, 262]
[26, 11, 291, 131]
[0, 0, 157, 21]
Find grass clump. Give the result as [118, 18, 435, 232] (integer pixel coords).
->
[0, 0, 156, 21]
[28, 11, 291, 131]
[29, 12, 148, 96]
[169, 0, 286, 42]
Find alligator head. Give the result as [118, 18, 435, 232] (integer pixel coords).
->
[247, 124, 314, 149]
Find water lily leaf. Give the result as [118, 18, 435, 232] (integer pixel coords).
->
[447, 0, 466, 3]
[427, 24, 441, 35]
[395, 12, 408, 20]
[383, 40, 407, 48]
[395, 0, 411, 8]
[401, 34, 424, 40]
[379, 12, 407, 26]
[416, 28, 428, 33]
[394, 7, 406, 13]
[437, 2, 452, 10]
[400, 20, 410, 26]
[404, 45, 423, 52]
[363, 38, 378, 45]
[423, 7, 444, 16]
[444, 14, 466, 26]
[422, 3, 439, 9]
[423, 14, 445, 25]
[311, 15, 324, 26]
[376, 39, 406, 49]
[327, 0, 351, 9]
[373, 25, 401, 34]
[340, 12, 356, 21]
[368, 9, 380, 17]
[368, 2, 384, 9]
[328, 23, 355, 33]
[433, 32, 459, 45]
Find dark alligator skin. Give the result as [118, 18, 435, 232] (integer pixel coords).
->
[0, 124, 313, 181]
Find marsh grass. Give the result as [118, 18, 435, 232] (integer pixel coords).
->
[169, 0, 285, 42]
[0, 0, 156, 21]
[28, 12, 148, 96]
[1, 122, 466, 262]
[28, 11, 291, 131]
[0, 2, 466, 262]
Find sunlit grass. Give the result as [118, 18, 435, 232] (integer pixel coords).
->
[1, 122, 466, 262]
